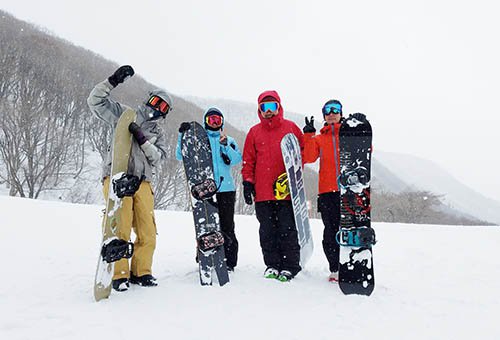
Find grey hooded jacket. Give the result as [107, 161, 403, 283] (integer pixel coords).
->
[87, 79, 170, 182]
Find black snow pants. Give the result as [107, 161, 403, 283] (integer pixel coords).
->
[216, 191, 238, 270]
[317, 191, 341, 273]
[255, 200, 301, 276]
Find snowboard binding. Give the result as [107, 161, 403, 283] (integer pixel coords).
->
[197, 231, 225, 252]
[191, 178, 218, 200]
[339, 167, 370, 188]
[273, 172, 290, 200]
[112, 173, 141, 198]
[336, 227, 376, 247]
[101, 238, 134, 263]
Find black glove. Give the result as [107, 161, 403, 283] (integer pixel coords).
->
[303, 116, 316, 133]
[351, 113, 366, 121]
[179, 122, 191, 133]
[221, 152, 231, 165]
[128, 122, 147, 146]
[243, 181, 255, 205]
[108, 65, 135, 88]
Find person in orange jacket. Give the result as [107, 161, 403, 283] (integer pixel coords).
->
[303, 99, 343, 283]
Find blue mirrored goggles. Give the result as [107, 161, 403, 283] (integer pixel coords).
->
[259, 101, 279, 113]
[322, 103, 342, 115]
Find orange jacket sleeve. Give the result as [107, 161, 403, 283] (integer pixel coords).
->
[303, 132, 320, 164]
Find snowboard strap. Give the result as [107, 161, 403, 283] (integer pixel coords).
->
[112, 173, 141, 198]
[197, 231, 225, 252]
[336, 227, 376, 247]
[191, 178, 218, 200]
[190, 177, 224, 200]
[101, 239, 134, 263]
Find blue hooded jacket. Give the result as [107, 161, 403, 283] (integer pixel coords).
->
[176, 108, 242, 193]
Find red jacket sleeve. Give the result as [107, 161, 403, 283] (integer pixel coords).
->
[291, 123, 307, 166]
[241, 127, 256, 183]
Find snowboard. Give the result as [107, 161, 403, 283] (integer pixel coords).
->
[281, 133, 314, 267]
[338, 113, 375, 296]
[180, 121, 229, 286]
[94, 109, 136, 302]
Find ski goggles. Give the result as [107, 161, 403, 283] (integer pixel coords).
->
[205, 114, 223, 127]
[146, 95, 171, 115]
[259, 101, 279, 113]
[322, 103, 342, 115]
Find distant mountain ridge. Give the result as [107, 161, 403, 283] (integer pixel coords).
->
[186, 95, 307, 131]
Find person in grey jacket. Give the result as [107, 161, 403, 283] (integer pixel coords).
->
[87, 65, 173, 292]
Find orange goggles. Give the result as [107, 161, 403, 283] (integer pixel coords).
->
[205, 114, 223, 126]
[147, 95, 170, 115]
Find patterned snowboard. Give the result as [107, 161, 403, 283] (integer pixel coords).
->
[180, 121, 229, 286]
[338, 114, 375, 296]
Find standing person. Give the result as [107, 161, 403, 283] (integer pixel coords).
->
[176, 108, 242, 271]
[87, 65, 173, 291]
[241, 90, 303, 282]
[302, 99, 343, 282]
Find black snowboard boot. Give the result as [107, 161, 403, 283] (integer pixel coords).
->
[130, 274, 158, 287]
[112, 278, 129, 292]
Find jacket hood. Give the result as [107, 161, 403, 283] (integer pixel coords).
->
[257, 90, 284, 127]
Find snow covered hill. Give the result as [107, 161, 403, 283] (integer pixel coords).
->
[1, 196, 499, 340]
[375, 151, 500, 225]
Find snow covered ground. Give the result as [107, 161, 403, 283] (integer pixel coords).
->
[0, 196, 499, 340]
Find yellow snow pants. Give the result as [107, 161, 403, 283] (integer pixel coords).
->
[102, 177, 157, 280]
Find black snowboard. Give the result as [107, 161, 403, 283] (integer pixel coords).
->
[180, 121, 229, 286]
[338, 113, 375, 296]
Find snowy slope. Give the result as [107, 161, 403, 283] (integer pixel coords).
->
[375, 151, 500, 225]
[0, 196, 499, 340]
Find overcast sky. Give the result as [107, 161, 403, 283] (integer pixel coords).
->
[2, 0, 500, 201]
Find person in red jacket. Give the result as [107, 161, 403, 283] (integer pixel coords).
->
[303, 99, 343, 283]
[241, 90, 304, 282]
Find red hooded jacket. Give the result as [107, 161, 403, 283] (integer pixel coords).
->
[241, 90, 304, 202]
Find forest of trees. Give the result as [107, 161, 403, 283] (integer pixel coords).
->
[0, 11, 493, 226]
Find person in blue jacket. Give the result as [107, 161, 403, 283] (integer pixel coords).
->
[176, 107, 242, 271]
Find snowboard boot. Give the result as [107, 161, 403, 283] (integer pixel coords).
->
[277, 270, 293, 282]
[328, 272, 339, 283]
[130, 274, 158, 287]
[264, 267, 279, 279]
[112, 278, 129, 292]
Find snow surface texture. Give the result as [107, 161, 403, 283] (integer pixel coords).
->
[0, 196, 499, 340]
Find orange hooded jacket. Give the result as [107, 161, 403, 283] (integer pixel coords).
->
[303, 122, 341, 194]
